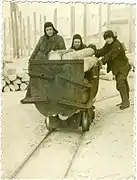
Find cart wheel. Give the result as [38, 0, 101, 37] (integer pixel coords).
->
[81, 112, 90, 132]
[45, 117, 55, 131]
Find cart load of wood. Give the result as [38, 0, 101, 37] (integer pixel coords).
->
[48, 48, 98, 72]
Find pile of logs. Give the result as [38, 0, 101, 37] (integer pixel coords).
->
[2, 62, 29, 92]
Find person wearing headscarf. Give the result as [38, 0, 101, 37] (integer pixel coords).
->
[95, 30, 131, 110]
[70, 34, 87, 51]
[20, 22, 66, 104]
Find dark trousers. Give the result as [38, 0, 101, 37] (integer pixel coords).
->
[115, 63, 131, 103]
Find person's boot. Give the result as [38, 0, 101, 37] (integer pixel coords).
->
[116, 90, 122, 106]
[119, 87, 130, 110]
[125, 79, 130, 99]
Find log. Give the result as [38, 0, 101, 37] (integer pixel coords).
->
[9, 84, 16, 91]
[16, 68, 25, 78]
[4, 85, 11, 92]
[20, 83, 27, 91]
[25, 81, 29, 85]
[5, 77, 10, 84]
[2, 75, 5, 80]
[13, 78, 21, 85]
[8, 74, 17, 81]
[2, 80, 6, 88]
[21, 73, 29, 82]
[7, 68, 16, 75]
[14, 84, 19, 91]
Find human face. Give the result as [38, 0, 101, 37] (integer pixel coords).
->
[73, 39, 81, 49]
[45, 27, 54, 37]
[105, 37, 114, 44]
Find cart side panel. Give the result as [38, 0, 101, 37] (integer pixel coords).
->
[29, 60, 85, 117]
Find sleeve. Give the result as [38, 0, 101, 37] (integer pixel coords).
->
[58, 36, 66, 50]
[95, 43, 107, 58]
[29, 37, 42, 61]
[101, 41, 123, 65]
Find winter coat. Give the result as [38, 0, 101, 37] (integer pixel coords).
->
[29, 34, 66, 61]
[95, 39, 130, 75]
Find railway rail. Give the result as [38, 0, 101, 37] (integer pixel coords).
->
[9, 90, 134, 179]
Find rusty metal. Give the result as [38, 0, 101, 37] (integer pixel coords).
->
[29, 72, 54, 80]
[58, 75, 92, 88]
[22, 97, 49, 103]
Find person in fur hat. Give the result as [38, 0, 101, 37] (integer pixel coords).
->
[95, 30, 131, 110]
[70, 34, 87, 50]
[20, 22, 66, 104]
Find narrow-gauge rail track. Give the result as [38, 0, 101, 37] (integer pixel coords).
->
[9, 90, 134, 179]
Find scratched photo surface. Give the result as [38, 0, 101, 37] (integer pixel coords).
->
[2, 1, 135, 179]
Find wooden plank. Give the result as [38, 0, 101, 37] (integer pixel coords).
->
[4, 19, 7, 55]
[19, 11, 23, 56]
[40, 14, 42, 35]
[10, 2, 16, 57]
[83, 4, 87, 44]
[8, 18, 12, 56]
[43, 16, 46, 23]
[106, 4, 111, 29]
[99, 4, 102, 45]
[53, 8, 57, 28]
[33, 12, 37, 46]
[14, 3, 20, 58]
[27, 16, 31, 55]
[128, 5, 133, 53]
[70, 6, 75, 37]
[23, 18, 27, 56]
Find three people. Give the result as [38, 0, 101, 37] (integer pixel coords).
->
[95, 30, 131, 110]
[21, 21, 131, 111]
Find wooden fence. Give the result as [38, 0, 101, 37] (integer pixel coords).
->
[3, 3, 135, 59]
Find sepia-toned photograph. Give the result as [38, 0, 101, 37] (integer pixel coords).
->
[2, 1, 136, 179]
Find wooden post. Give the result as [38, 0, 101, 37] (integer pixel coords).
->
[106, 4, 111, 30]
[99, 4, 102, 45]
[70, 6, 75, 37]
[83, 4, 87, 44]
[14, 3, 20, 58]
[23, 18, 27, 56]
[128, 5, 133, 53]
[54, 8, 57, 28]
[4, 19, 7, 56]
[8, 18, 12, 56]
[10, 2, 16, 58]
[33, 12, 37, 46]
[43, 16, 46, 23]
[19, 11, 23, 56]
[27, 16, 31, 56]
[40, 14, 42, 35]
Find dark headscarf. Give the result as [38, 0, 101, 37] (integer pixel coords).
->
[44, 22, 58, 38]
[103, 30, 117, 40]
[71, 34, 86, 50]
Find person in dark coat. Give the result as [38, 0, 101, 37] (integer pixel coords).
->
[70, 34, 87, 50]
[20, 22, 66, 104]
[29, 22, 66, 61]
[95, 30, 131, 110]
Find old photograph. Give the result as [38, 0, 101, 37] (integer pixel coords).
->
[2, 1, 136, 179]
